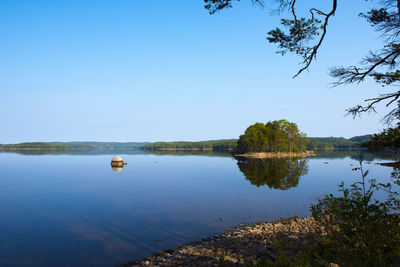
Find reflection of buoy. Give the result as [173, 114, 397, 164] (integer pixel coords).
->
[112, 166, 123, 172]
[111, 156, 125, 167]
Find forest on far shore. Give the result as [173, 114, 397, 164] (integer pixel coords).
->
[143, 121, 371, 152]
[0, 131, 371, 152]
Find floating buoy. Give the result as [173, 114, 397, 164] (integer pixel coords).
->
[111, 156, 125, 167]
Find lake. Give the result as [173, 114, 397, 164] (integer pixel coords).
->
[0, 150, 396, 266]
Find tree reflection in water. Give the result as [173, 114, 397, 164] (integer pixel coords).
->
[237, 158, 309, 190]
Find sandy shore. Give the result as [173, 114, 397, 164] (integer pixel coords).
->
[120, 216, 318, 267]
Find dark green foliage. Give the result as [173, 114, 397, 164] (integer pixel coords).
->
[267, 17, 322, 61]
[349, 134, 372, 143]
[217, 255, 228, 267]
[362, 124, 400, 151]
[237, 158, 308, 190]
[204, 0, 235, 14]
[306, 138, 334, 150]
[144, 139, 237, 151]
[0, 137, 368, 153]
[51, 142, 150, 149]
[204, 0, 337, 78]
[204, 0, 264, 15]
[204, 1, 400, 124]
[306, 136, 371, 150]
[309, 161, 400, 266]
[221, 160, 400, 266]
[0, 142, 150, 151]
[0, 142, 69, 150]
[236, 120, 307, 153]
[307, 137, 360, 149]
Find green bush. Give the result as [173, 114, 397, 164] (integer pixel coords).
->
[309, 160, 400, 266]
[220, 159, 400, 266]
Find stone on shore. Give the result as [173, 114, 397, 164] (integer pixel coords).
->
[120, 216, 319, 267]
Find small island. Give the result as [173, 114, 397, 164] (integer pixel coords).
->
[232, 120, 315, 158]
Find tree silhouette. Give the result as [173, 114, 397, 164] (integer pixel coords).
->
[204, 0, 400, 123]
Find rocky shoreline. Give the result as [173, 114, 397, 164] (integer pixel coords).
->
[120, 216, 319, 267]
[233, 151, 316, 159]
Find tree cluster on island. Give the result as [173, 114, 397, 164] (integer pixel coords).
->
[234, 120, 307, 154]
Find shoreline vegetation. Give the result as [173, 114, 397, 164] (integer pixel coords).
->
[0, 142, 149, 151]
[143, 140, 237, 152]
[0, 134, 371, 153]
[233, 150, 316, 159]
[121, 216, 318, 267]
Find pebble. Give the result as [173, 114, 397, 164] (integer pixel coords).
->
[120, 216, 318, 267]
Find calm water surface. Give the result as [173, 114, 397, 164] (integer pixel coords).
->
[0, 150, 395, 266]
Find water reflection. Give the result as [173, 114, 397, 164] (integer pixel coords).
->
[112, 166, 124, 172]
[2, 148, 398, 163]
[0, 148, 146, 156]
[314, 149, 397, 161]
[237, 158, 309, 190]
[0, 151, 394, 266]
[144, 150, 232, 157]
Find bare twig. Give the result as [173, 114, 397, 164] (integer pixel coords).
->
[293, 0, 337, 77]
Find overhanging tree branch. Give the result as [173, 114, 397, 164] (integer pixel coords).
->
[204, 0, 400, 123]
[293, 0, 337, 77]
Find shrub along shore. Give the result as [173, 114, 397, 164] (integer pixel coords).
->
[121, 158, 400, 267]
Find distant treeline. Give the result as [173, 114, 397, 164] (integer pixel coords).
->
[307, 135, 372, 149]
[0, 142, 69, 150]
[0, 142, 149, 150]
[0, 135, 372, 152]
[51, 142, 149, 149]
[143, 140, 237, 151]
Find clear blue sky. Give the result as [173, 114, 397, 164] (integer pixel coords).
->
[0, 0, 391, 143]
